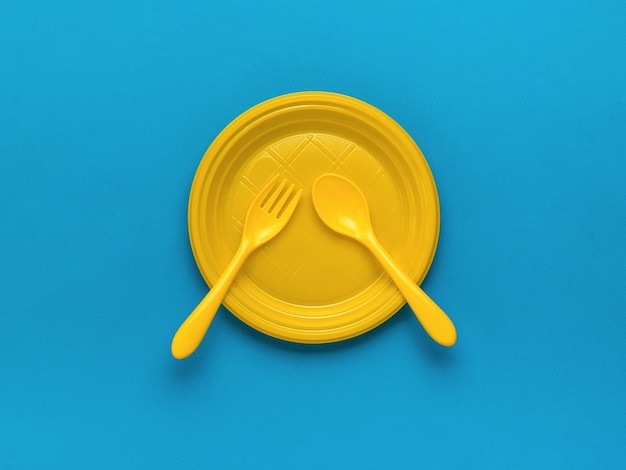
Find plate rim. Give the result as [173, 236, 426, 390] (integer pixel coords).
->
[188, 91, 440, 343]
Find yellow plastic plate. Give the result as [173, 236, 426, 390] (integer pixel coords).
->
[188, 91, 440, 343]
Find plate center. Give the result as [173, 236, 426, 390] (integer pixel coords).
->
[230, 133, 404, 306]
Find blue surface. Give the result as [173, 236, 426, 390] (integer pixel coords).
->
[1, 1, 625, 468]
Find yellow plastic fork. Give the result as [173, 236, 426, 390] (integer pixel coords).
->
[171, 176, 303, 359]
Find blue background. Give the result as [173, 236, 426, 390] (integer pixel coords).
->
[1, 1, 625, 468]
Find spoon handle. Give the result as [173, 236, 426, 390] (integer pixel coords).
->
[365, 235, 457, 346]
[171, 244, 250, 359]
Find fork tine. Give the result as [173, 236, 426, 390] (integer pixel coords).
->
[276, 188, 303, 219]
[262, 178, 287, 210]
[252, 174, 279, 206]
[271, 183, 295, 215]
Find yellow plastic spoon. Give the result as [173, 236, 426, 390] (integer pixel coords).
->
[312, 174, 457, 346]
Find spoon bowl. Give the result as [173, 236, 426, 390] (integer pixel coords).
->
[312, 174, 372, 242]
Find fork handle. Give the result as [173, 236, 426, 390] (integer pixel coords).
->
[171, 243, 250, 359]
